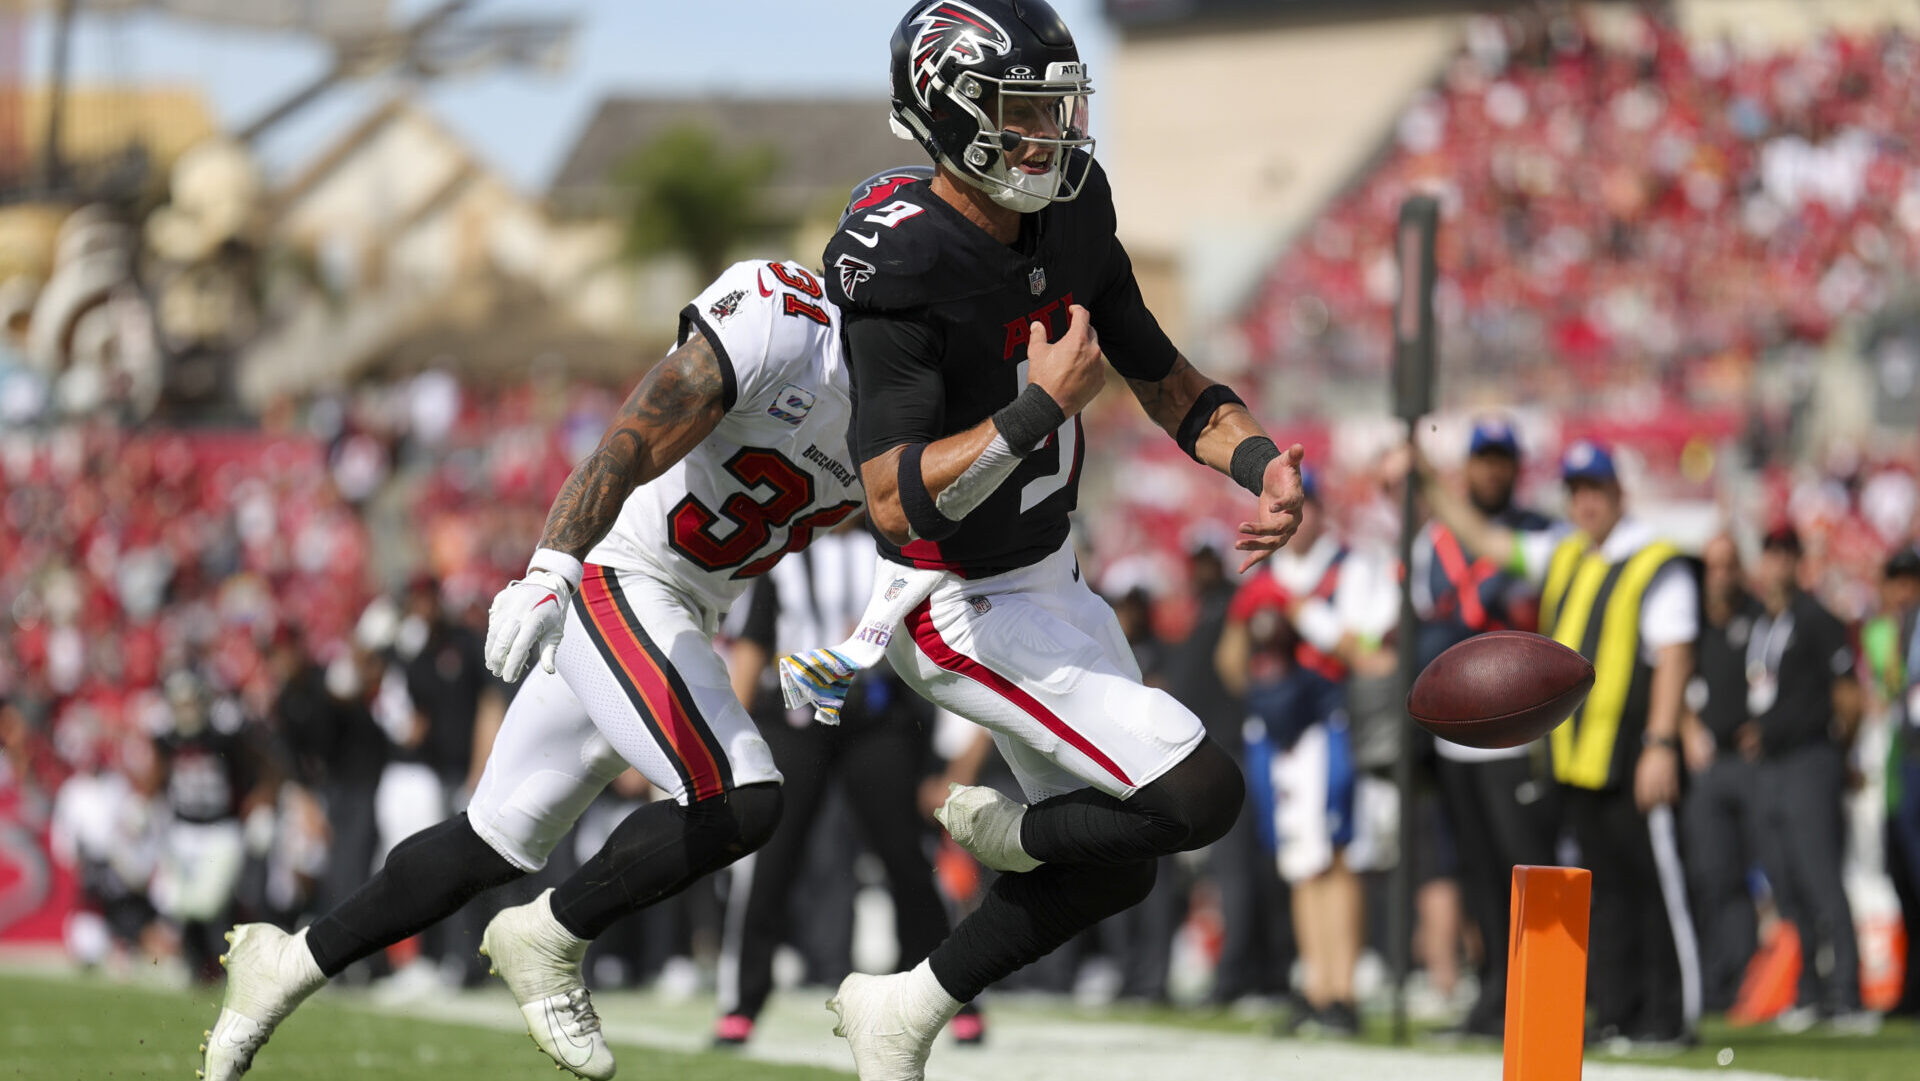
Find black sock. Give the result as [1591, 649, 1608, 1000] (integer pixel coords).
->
[1019, 737, 1244, 865]
[929, 858, 1157, 1002]
[550, 782, 781, 941]
[306, 813, 524, 978]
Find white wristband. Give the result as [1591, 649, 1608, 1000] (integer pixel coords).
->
[528, 548, 583, 593]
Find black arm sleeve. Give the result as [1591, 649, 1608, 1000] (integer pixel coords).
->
[1089, 232, 1178, 382]
[845, 314, 946, 462]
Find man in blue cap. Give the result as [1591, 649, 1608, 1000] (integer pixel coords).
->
[1416, 438, 1701, 1049]
[1410, 418, 1557, 1039]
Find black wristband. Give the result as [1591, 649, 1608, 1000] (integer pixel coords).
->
[1174, 384, 1245, 460]
[1230, 436, 1281, 496]
[898, 443, 960, 541]
[991, 384, 1067, 458]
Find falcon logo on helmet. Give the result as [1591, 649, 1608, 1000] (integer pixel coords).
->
[907, 2, 1014, 108]
[834, 252, 877, 298]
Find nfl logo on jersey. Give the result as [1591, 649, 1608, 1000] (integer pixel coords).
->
[767, 383, 816, 425]
[1029, 266, 1046, 295]
[885, 577, 907, 601]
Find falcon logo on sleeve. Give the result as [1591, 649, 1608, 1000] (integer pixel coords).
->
[834, 253, 877, 298]
[908, 2, 1013, 107]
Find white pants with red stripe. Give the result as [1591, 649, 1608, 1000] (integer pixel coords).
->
[467, 563, 781, 872]
[888, 542, 1206, 802]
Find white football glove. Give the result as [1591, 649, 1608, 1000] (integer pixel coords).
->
[485, 568, 572, 683]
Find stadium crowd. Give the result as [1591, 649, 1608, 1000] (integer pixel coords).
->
[1237, 10, 1920, 418]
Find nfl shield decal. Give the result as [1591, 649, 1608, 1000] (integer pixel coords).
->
[1029, 266, 1046, 295]
[767, 383, 816, 425]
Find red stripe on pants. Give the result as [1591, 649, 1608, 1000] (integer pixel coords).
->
[905, 599, 1134, 788]
[579, 568, 726, 800]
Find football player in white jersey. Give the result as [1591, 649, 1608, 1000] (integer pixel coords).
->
[199, 244, 884, 1081]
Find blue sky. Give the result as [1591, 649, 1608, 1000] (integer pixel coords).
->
[27, 0, 1115, 192]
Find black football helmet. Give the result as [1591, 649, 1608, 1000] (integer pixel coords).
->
[887, 0, 1093, 213]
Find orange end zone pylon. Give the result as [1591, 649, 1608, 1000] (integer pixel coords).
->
[1503, 865, 1592, 1081]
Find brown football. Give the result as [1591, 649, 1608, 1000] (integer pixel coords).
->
[1408, 630, 1595, 749]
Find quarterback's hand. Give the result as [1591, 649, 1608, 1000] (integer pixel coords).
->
[1026, 304, 1104, 418]
[1236, 443, 1306, 573]
[485, 570, 571, 683]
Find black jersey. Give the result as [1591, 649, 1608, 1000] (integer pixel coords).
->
[825, 153, 1176, 578]
[155, 727, 251, 824]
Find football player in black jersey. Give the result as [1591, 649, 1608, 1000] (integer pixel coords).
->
[819, 4, 1305, 1078]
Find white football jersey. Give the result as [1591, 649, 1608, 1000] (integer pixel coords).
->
[587, 259, 864, 615]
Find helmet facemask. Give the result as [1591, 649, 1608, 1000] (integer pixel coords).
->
[894, 59, 1094, 213]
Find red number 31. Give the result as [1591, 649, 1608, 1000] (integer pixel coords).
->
[768, 263, 830, 327]
[669, 447, 858, 579]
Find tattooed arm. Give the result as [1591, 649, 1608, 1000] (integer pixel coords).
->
[483, 329, 728, 682]
[536, 328, 729, 560]
[1126, 354, 1305, 572]
[1125, 355, 1265, 470]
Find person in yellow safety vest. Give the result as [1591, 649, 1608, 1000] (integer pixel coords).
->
[1414, 438, 1701, 1051]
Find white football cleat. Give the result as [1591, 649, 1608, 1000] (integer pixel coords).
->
[480, 889, 615, 1080]
[200, 924, 326, 1081]
[934, 784, 1041, 872]
[829, 971, 949, 1081]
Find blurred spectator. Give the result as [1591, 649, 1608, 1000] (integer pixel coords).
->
[1417, 439, 1699, 1048]
[1413, 419, 1558, 1038]
[1104, 586, 1184, 1004]
[1869, 546, 1920, 1014]
[49, 722, 159, 970]
[310, 623, 392, 931]
[149, 670, 274, 983]
[1745, 526, 1875, 1033]
[1682, 534, 1766, 1013]
[1169, 537, 1295, 1007]
[396, 574, 506, 983]
[1216, 469, 1398, 1038]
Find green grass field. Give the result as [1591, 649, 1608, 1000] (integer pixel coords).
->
[4, 966, 1916, 1081]
[0, 971, 847, 1081]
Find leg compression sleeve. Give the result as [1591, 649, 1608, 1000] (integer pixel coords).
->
[929, 858, 1158, 1002]
[1020, 736, 1244, 865]
[550, 782, 781, 941]
[306, 813, 525, 977]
